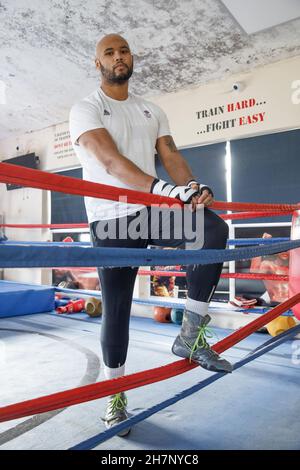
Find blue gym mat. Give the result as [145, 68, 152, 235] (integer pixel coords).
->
[0, 281, 55, 318]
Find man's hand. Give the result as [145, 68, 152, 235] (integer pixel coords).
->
[189, 183, 214, 211]
[150, 178, 199, 204]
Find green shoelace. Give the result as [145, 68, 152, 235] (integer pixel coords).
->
[185, 324, 215, 363]
[110, 393, 128, 415]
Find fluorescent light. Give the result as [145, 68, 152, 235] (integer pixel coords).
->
[221, 0, 300, 34]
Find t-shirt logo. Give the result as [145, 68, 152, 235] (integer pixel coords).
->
[104, 109, 110, 116]
[143, 110, 151, 118]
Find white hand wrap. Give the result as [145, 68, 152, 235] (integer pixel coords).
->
[150, 178, 199, 203]
[187, 180, 214, 198]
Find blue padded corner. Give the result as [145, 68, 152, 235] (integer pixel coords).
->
[0, 281, 55, 318]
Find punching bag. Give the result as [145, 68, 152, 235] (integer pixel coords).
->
[289, 209, 300, 320]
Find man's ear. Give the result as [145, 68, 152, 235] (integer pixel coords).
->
[95, 58, 101, 70]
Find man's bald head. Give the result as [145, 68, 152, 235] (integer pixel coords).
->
[95, 34, 130, 59]
[95, 34, 133, 85]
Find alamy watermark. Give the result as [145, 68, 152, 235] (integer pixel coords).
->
[93, 197, 204, 250]
[291, 80, 300, 105]
[0, 80, 6, 104]
[0, 339, 6, 366]
[291, 339, 300, 366]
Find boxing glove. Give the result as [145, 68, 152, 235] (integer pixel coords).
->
[56, 299, 85, 314]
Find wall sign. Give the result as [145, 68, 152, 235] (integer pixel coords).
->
[196, 98, 267, 135]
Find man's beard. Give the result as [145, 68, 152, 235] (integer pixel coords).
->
[100, 63, 133, 84]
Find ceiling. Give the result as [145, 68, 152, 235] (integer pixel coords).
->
[0, 0, 300, 141]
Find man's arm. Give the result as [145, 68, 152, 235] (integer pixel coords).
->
[250, 233, 272, 273]
[79, 128, 154, 192]
[156, 135, 214, 207]
[156, 135, 194, 186]
[79, 128, 201, 206]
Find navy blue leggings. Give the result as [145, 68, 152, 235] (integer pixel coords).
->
[90, 207, 228, 368]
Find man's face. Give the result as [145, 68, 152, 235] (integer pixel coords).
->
[96, 36, 133, 85]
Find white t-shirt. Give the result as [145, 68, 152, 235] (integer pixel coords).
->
[69, 88, 170, 222]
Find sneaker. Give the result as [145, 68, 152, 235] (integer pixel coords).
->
[102, 392, 131, 437]
[172, 310, 233, 373]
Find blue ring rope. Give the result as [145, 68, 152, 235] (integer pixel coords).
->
[1, 241, 90, 246]
[0, 237, 290, 247]
[55, 287, 294, 316]
[227, 237, 289, 245]
[0, 240, 299, 268]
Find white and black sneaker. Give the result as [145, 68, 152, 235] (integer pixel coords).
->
[102, 392, 131, 437]
[172, 310, 233, 373]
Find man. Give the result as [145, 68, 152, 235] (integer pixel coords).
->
[250, 233, 289, 304]
[69, 34, 232, 436]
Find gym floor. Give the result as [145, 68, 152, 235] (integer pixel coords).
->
[0, 312, 299, 450]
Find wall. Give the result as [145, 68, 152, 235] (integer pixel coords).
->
[1, 188, 48, 284]
[149, 55, 300, 148]
[0, 122, 80, 284]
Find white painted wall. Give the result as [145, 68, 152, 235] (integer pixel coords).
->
[1, 188, 48, 284]
[0, 55, 299, 286]
[0, 122, 80, 284]
[149, 55, 300, 148]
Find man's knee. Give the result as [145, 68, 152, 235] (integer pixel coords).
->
[219, 216, 229, 239]
[204, 210, 228, 248]
[215, 216, 229, 246]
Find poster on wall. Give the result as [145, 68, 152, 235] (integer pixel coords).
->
[53, 129, 74, 162]
[43, 122, 80, 172]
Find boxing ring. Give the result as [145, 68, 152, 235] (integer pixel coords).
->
[0, 162, 300, 450]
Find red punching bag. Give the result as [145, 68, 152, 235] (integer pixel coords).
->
[289, 209, 300, 320]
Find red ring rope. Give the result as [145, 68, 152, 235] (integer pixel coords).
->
[0, 165, 298, 423]
[138, 270, 289, 281]
[0, 208, 294, 229]
[0, 208, 292, 228]
[51, 268, 289, 282]
[0, 223, 89, 229]
[1, 293, 299, 423]
[222, 210, 293, 220]
[212, 200, 299, 212]
[0, 162, 298, 213]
